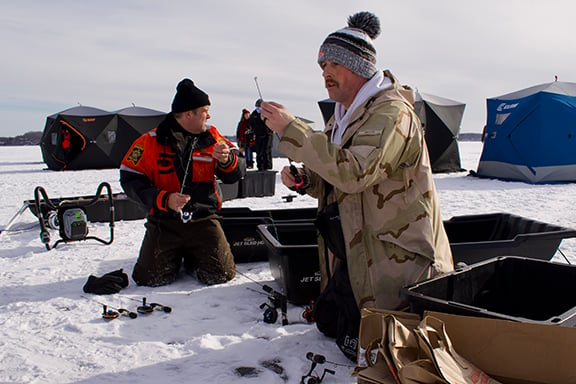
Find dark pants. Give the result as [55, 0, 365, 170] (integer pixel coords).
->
[244, 143, 254, 168]
[132, 214, 236, 286]
[255, 134, 273, 170]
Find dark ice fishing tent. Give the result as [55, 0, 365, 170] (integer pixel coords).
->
[41, 105, 166, 171]
[41, 106, 117, 171]
[111, 106, 166, 164]
[318, 98, 336, 125]
[318, 93, 466, 173]
[414, 92, 465, 173]
[477, 81, 576, 183]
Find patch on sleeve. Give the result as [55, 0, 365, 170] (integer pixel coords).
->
[356, 130, 381, 136]
[126, 144, 144, 166]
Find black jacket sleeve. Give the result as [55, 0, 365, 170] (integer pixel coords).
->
[120, 169, 160, 211]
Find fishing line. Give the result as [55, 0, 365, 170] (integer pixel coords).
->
[264, 211, 280, 243]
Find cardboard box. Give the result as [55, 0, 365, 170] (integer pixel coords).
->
[357, 309, 576, 384]
[428, 311, 576, 384]
[356, 308, 422, 384]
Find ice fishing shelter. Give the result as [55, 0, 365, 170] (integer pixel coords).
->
[40, 106, 166, 171]
[317, 92, 466, 173]
[415, 92, 465, 173]
[111, 106, 166, 164]
[477, 81, 576, 183]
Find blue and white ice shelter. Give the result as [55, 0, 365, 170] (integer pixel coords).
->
[477, 81, 576, 183]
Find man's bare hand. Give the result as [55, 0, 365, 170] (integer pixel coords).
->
[280, 166, 297, 188]
[260, 101, 295, 135]
[168, 192, 191, 212]
[213, 142, 230, 163]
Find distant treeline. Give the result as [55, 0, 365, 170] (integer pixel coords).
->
[0, 131, 43, 146]
[0, 131, 482, 146]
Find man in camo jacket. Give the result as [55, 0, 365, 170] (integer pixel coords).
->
[261, 12, 454, 311]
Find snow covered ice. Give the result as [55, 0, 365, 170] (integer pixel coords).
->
[1, 142, 575, 383]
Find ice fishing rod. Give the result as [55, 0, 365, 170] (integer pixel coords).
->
[300, 352, 356, 384]
[254, 76, 264, 101]
[300, 352, 346, 384]
[249, 286, 314, 325]
[117, 295, 172, 314]
[179, 136, 199, 223]
[235, 268, 289, 325]
[245, 286, 285, 324]
[81, 295, 137, 320]
[253, 75, 283, 141]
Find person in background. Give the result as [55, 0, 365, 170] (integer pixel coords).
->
[61, 128, 71, 163]
[248, 99, 273, 171]
[260, 12, 454, 359]
[236, 108, 254, 168]
[120, 78, 246, 287]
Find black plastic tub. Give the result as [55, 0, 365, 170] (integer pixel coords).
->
[256, 222, 320, 305]
[402, 256, 576, 326]
[254, 212, 576, 266]
[222, 207, 316, 263]
[238, 170, 277, 198]
[254, 213, 576, 304]
[445, 213, 576, 265]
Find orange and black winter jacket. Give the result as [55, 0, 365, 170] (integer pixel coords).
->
[120, 114, 246, 217]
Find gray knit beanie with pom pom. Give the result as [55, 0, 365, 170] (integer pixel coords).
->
[317, 11, 381, 79]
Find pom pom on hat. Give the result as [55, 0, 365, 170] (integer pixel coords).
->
[318, 11, 381, 79]
[347, 11, 381, 40]
[171, 79, 210, 113]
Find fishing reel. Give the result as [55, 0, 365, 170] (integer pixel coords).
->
[259, 285, 315, 325]
[34, 182, 114, 250]
[300, 352, 335, 384]
[289, 162, 310, 195]
[136, 297, 172, 314]
[101, 304, 137, 320]
[259, 284, 288, 325]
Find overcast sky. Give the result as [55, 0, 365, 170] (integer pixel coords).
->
[1, 0, 575, 137]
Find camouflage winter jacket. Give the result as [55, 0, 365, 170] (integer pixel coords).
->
[278, 70, 454, 309]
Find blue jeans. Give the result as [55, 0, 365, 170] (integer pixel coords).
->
[244, 144, 254, 167]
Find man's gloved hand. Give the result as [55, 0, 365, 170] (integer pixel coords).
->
[82, 269, 129, 295]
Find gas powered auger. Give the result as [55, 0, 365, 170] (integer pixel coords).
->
[34, 182, 115, 250]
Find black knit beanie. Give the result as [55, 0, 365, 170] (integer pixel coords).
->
[171, 79, 210, 113]
[318, 12, 381, 79]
